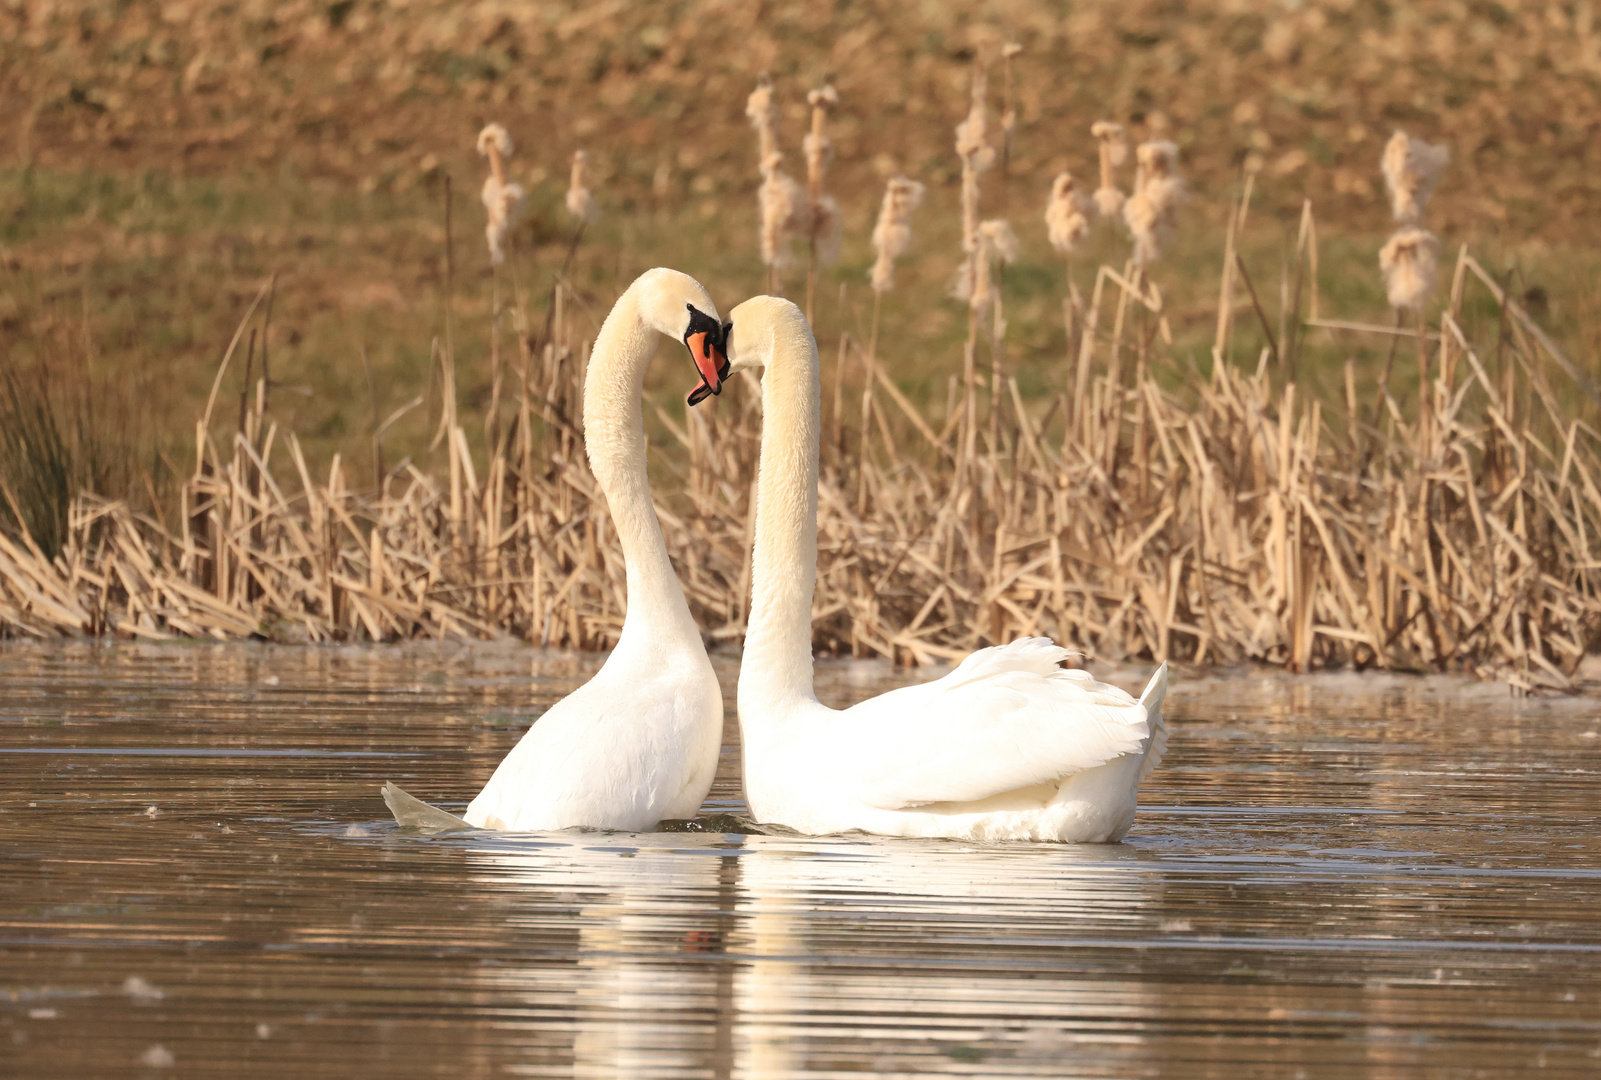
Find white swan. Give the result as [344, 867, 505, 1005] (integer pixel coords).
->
[385, 268, 731, 832]
[695, 295, 1168, 843]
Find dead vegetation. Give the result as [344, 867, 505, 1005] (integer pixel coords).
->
[2, 189, 1597, 690]
[3, 14, 1599, 690]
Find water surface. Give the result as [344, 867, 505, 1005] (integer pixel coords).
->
[3, 643, 1599, 1077]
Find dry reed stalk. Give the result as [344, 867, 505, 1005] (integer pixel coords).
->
[951, 63, 996, 485]
[974, 218, 1020, 452]
[952, 62, 995, 303]
[1374, 132, 1448, 460]
[565, 149, 599, 225]
[1046, 170, 1094, 366]
[802, 83, 841, 323]
[477, 123, 525, 268]
[747, 76, 810, 294]
[868, 177, 926, 298]
[1213, 172, 1255, 365]
[1091, 121, 1127, 220]
[862, 176, 926, 513]
[1000, 42, 1022, 174]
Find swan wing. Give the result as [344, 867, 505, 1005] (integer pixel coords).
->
[840, 639, 1154, 810]
[465, 663, 719, 831]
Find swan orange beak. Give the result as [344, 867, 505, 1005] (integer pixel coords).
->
[685, 331, 731, 407]
[683, 305, 732, 407]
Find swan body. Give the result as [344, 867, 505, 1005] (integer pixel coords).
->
[711, 295, 1168, 843]
[455, 269, 729, 832]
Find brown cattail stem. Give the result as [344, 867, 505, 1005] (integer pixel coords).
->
[804, 87, 833, 325]
[857, 292, 882, 515]
[1416, 308, 1432, 460]
[486, 142, 504, 188]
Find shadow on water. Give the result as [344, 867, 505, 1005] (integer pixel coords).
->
[2, 641, 1599, 1076]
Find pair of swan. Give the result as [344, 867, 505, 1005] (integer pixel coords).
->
[382, 269, 1167, 843]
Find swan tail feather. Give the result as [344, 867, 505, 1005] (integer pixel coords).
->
[1137, 663, 1170, 778]
[381, 781, 474, 832]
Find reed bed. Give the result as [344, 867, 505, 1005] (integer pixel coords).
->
[3, 226, 1595, 691]
[3, 98, 1598, 692]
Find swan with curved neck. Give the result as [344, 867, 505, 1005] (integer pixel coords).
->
[391, 269, 730, 832]
[699, 295, 1168, 843]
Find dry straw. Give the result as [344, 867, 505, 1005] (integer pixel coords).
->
[476, 123, 525, 266]
[3, 81, 1595, 694]
[8, 231, 1593, 694]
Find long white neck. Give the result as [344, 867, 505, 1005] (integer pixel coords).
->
[583, 283, 700, 649]
[738, 302, 821, 715]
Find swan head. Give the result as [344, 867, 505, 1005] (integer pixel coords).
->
[695, 295, 807, 395]
[636, 268, 731, 406]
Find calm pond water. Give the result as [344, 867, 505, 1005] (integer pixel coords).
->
[2, 642, 1599, 1078]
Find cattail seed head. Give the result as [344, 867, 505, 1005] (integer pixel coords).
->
[978, 218, 1020, 264]
[746, 76, 778, 165]
[1091, 120, 1128, 219]
[565, 149, 598, 224]
[961, 218, 1020, 313]
[1123, 140, 1185, 264]
[758, 162, 810, 269]
[870, 176, 926, 293]
[1045, 171, 1094, 256]
[476, 123, 513, 162]
[806, 83, 840, 108]
[747, 76, 811, 269]
[1381, 130, 1450, 225]
[1379, 226, 1440, 311]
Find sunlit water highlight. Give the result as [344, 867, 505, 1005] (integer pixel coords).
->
[2, 642, 1599, 1077]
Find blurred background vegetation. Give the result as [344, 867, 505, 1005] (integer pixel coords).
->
[2, 0, 1598, 545]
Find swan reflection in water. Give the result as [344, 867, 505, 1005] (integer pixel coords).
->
[464, 831, 1159, 1077]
